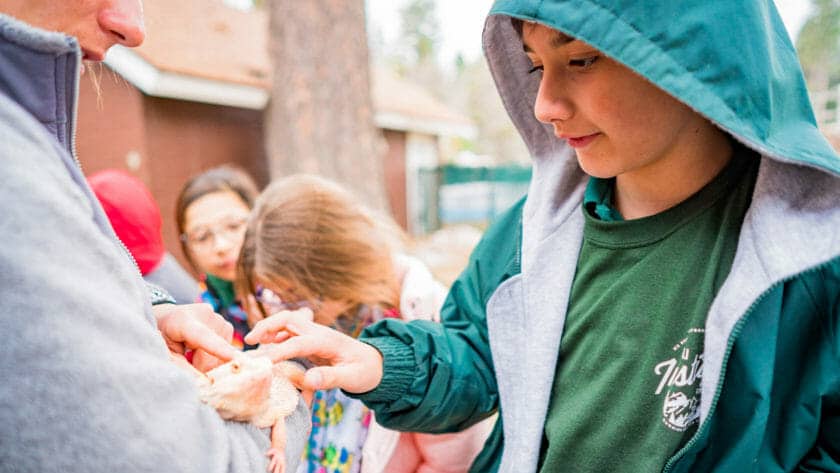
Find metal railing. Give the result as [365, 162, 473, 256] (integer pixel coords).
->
[417, 164, 532, 233]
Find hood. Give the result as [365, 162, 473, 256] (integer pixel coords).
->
[483, 0, 840, 176]
[88, 169, 165, 275]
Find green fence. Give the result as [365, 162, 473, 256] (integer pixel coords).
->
[417, 164, 532, 233]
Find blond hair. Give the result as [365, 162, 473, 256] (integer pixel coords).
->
[237, 174, 404, 327]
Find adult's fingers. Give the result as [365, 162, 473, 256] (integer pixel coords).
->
[181, 316, 238, 362]
[156, 303, 236, 354]
[191, 349, 226, 373]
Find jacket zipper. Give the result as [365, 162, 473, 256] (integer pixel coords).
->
[514, 214, 523, 272]
[661, 259, 835, 472]
[66, 45, 145, 279]
[69, 44, 83, 172]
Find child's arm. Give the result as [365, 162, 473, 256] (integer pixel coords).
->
[247, 254, 506, 434]
[352, 278, 500, 433]
[248, 202, 523, 434]
[349, 203, 525, 433]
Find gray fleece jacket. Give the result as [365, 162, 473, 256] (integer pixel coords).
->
[0, 13, 308, 473]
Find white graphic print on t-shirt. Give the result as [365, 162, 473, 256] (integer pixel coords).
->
[653, 328, 704, 432]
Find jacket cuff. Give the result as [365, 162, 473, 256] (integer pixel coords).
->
[350, 336, 415, 404]
[146, 282, 176, 306]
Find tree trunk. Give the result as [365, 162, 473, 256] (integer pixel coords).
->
[264, 0, 386, 209]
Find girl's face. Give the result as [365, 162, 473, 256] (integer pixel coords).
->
[522, 23, 711, 182]
[183, 191, 250, 282]
[256, 284, 348, 329]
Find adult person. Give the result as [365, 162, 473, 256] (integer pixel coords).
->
[0, 2, 308, 472]
[89, 168, 201, 304]
[246, 1, 840, 472]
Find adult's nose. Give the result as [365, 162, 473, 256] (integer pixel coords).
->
[98, 0, 146, 48]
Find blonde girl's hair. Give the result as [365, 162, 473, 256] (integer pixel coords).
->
[236, 174, 404, 327]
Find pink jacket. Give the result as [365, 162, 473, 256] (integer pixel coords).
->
[360, 256, 495, 473]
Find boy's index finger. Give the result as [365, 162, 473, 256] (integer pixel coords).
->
[254, 336, 319, 364]
[244, 308, 316, 345]
[244, 316, 288, 345]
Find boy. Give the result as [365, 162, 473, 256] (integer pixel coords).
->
[248, 1, 840, 471]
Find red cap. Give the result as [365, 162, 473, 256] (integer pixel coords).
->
[88, 169, 165, 275]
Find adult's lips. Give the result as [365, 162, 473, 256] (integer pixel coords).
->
[81, 48, 105, 62]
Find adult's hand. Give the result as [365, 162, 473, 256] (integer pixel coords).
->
[247, 310, 383, 394]
[153, 303, 238, 372]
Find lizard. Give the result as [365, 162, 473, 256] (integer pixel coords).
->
[196, 353, 303, 473]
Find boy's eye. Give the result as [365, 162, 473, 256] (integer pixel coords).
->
[527, 65, 543, 74]
[569, 56, 599, 69]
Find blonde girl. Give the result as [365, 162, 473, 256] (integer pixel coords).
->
[237, 174, 492, 473]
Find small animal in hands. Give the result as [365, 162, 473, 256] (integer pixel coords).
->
[197, 354, 301, 473]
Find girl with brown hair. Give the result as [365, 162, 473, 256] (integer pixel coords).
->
[176, 165, 260, 350]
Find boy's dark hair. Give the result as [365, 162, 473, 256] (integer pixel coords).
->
[175, 165, 259, 271]
[511, 17, 524, 38]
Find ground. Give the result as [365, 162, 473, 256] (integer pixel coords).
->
[408, 224, 484, 287]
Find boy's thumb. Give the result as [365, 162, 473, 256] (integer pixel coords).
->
[303, 367, 330, 391]
[303, 366, 365, 392]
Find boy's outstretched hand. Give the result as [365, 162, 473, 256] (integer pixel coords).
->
[246, 309, 384, 395]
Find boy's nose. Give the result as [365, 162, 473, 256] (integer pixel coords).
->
[98, 0, 146, 48]
[533, 75, 574, 124]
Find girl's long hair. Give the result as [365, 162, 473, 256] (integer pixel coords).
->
[236, 174, 404, 327]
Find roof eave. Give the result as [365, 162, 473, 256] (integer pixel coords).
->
[105, 46, 478, 139]
[375, 111, 478, 139]
[105, 46, 269, 110]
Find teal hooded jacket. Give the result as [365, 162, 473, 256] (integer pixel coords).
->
[355, 1, 840, 472]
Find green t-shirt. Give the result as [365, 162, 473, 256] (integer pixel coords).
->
[539, 149, 759, 472]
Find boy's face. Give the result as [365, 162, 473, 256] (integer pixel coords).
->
[0, 0, 145, 61]
[522, 23, 708, 180]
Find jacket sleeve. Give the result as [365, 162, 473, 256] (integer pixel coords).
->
[0, 99, 308, 473]
[797, 413, 840, 472]
[352, 201, 524, 434]
[797, 261, 840, 471]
